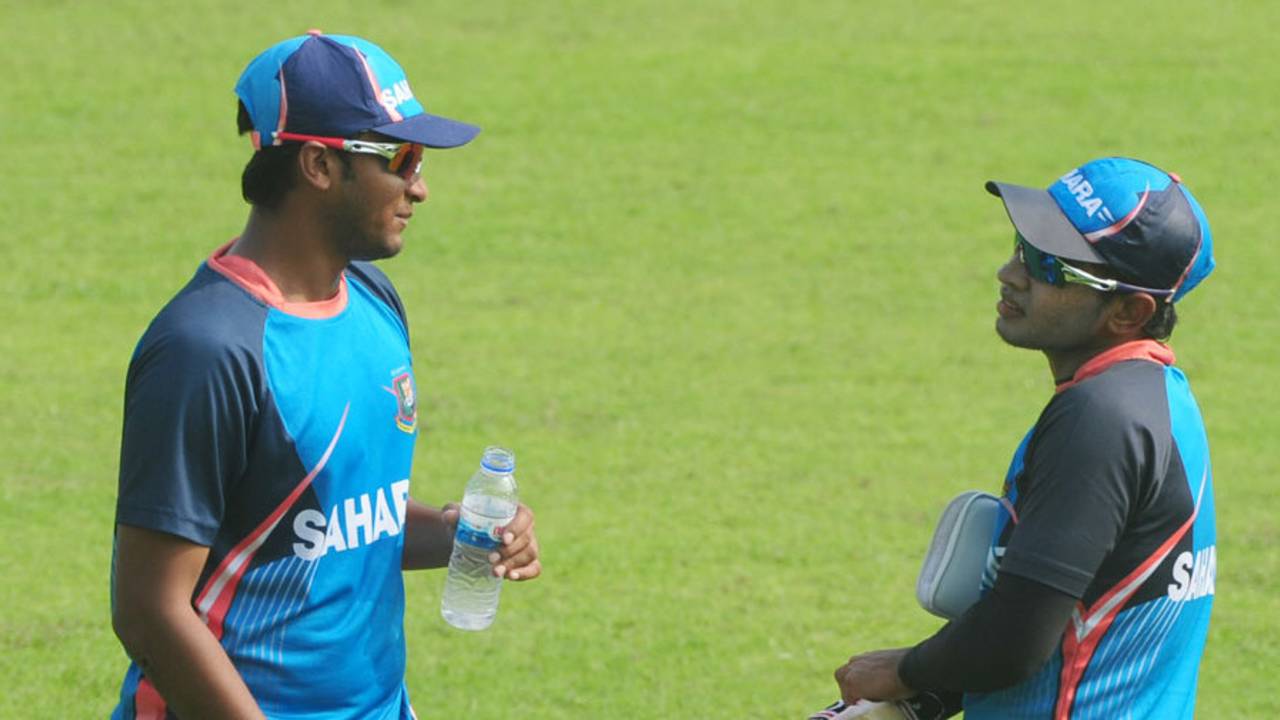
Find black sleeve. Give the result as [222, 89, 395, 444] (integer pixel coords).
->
[898, 690, 965, 719]
[898, 572, 1077, 693]
[999, 387, 1141, 597]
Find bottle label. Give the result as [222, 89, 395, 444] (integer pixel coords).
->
[455, 514, 503, 550]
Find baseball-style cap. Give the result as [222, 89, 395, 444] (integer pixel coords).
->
[986, 157, 1214, 302]
[235, 30, 479, 150]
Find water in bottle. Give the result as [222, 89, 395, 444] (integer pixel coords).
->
[441, 446, 518, 630]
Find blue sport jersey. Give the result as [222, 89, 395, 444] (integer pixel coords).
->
[965, 340, 1216, 719]
[112, 245, 422, 719]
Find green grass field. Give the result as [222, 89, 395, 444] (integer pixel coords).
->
[2, 1, 1278, 716]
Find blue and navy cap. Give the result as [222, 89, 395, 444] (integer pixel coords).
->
[987, 157, 1214, 302]
[235, 30, 479, 150]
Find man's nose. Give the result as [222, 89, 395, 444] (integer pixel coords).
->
[997, 251, 1028, 288]
[408, 175, 428, 202]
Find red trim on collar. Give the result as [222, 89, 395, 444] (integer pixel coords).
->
[207, 240, 348, 319]
[1055, 340, 1175, 394]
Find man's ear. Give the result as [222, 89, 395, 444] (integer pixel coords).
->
[1105, 292, 1158, 338]
[296, 142, 337, 191]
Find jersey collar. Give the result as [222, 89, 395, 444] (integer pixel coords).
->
[1055, 339, 1176, 394]
[207, 240, 349, 319]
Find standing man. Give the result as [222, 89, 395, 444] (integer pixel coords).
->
[833, 158, 1216, 719]
[111, 32, 541, 719]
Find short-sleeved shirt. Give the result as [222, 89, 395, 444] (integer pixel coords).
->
[112, 244, 421, 719]
[962, 341, 1216, 719]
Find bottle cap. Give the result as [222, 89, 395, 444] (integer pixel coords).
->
[480, 446, 515, 473]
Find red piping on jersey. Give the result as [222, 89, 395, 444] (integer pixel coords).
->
[999, 496, 1019, 525]
[193, 403, 350, 640]
[134, 677, 166, 719]
[1055, 340, 1175, 394]
[207, 240, 349, 319]
[1052, 468, 1208, 719]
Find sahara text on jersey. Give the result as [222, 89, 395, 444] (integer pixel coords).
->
[1167, 545, 1217, 602]
[291, 480, 410, 560]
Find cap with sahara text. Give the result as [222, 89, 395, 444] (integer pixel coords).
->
[235, 30, 479, 150]
[986, 157, 1214, 302]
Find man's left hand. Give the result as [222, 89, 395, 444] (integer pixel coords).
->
[834, 647, 915, 704]
[442, 502, 541, 581]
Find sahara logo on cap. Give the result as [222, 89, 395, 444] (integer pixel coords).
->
[1059, 167, 1151, 243]
[379, 79, 416, 114]
[236, 32, 480, 150]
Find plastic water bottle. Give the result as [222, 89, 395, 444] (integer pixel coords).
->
[441, 446, 518, 630]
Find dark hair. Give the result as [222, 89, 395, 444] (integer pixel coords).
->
[236, 102, 352, 209]
[1142, 300, 1177, 342]
[238, 102, 301, 209]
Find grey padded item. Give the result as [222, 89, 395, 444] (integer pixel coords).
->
[916, 491, 1001, 620]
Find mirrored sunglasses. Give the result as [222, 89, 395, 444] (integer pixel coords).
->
[274, 131, 424, 181]
[1015, 234, 1174, 298]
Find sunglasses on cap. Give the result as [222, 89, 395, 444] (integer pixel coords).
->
[274, 131, 424, 181]
[1015, 234, 1174, 298]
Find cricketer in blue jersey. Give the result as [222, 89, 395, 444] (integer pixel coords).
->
[832, 158, 1216, 719]
[110, 32, 541, 719]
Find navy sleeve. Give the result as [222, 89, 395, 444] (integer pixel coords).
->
[115, 278, 264, 546]
[347, 261, 409, 342]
